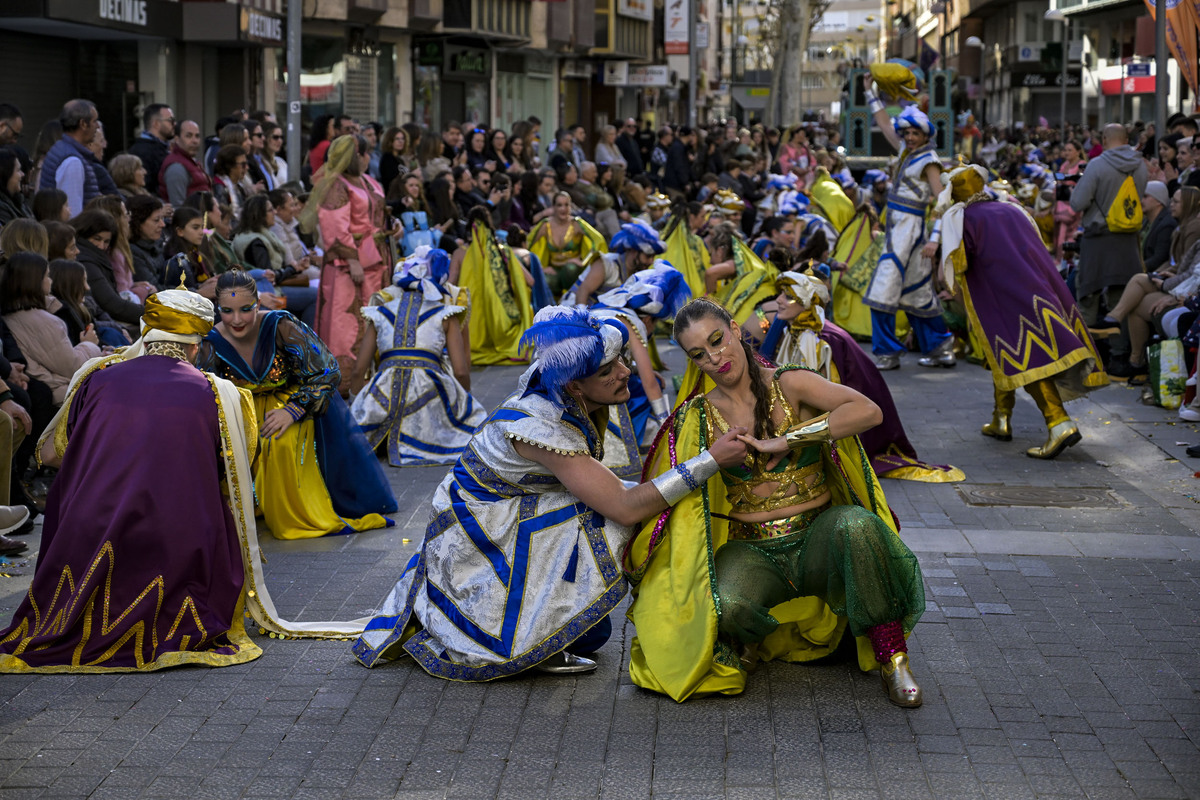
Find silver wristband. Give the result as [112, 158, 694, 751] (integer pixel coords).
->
[650, 395, 670, 421]
[651, 451, 719, 506]
[866, 91, 884, 114]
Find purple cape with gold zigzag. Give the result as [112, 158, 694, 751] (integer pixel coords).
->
[960, 200, 1108, 399]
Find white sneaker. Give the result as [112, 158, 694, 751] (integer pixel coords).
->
[1180, 406, 1200, 422]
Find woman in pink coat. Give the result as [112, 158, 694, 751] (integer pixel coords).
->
[301, 135, 392, 388]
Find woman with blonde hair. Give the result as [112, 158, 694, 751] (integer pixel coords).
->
[108, 154, 150, 199]
[300, 135, 391, 386]
[0, 218, 48, 259]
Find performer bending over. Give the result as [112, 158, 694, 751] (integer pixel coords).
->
[352, 306, 747, 679]
[626, 297, 926, 706]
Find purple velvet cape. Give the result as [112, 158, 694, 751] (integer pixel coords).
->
[0, 356, 253, 671]
[960, 201, 1106, 396]
[820, 321, 956, 477]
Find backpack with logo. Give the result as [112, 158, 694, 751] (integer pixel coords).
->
[1105, 174, 1143, 233]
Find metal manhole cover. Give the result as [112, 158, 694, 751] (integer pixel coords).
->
[956, 484, 1121, 508]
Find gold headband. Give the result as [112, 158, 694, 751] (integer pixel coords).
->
[142, 293, 214, 338]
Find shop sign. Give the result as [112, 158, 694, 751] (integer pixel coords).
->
[1010, 70, 1081, 88]
[1101, 75, 1157, 95]
[47, 0, 180, 32]
[416, 40, 443, 67]
[445, 45, 491, 78]
[100, 0, 146, 25]
[665, 0, 689, 55]
[627, 65, 670, 86]
[240, 9, 284, 46]
[616, 0, 653, 21]
[603, 62, 630, 86]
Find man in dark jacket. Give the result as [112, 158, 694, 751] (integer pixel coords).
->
[663, 126, 693, 197]
[616, 118, 644, 176]
[128, 103, 175, 196]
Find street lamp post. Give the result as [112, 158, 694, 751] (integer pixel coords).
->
[1045, 8, 1067, 136]
[965, 35, 985, 124]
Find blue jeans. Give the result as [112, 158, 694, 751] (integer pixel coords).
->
[871, 308, 951, 356]
[278, 286, 318, 327]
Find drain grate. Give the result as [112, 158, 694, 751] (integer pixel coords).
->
[956, 484, 1121, 508]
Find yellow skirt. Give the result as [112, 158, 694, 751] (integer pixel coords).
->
[253, 392, 390, 540]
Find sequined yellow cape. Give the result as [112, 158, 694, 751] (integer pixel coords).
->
[459, 222, 534, 365]
[717, 238, 778, 327]
[625, 378, 903, 702]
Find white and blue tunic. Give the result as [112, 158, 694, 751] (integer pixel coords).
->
[351, 286, 485, 466]
[863, 143, 942, 317]
[562, 253, 623, 307]
[351, 370, 631, 679]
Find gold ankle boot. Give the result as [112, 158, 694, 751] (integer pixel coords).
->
[1025, 420, 1081, 460]
[880, 652, 923, 708]
[981, 412, 1012, 441]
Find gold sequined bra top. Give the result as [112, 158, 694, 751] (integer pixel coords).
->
[705, 378, 828, 514]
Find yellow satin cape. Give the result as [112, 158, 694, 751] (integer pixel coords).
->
[717, 238, 778, 328]
[663, 214, 712, 299]
[459, 223, 534, 365]
[625, 387, 901, 703]
[809, 169, 856, 233]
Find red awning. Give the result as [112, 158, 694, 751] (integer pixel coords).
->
[1100, 76, 1156, 95]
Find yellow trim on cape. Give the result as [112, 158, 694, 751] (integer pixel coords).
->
[625, 389, 903, 702]
[460, 224, 535, 365]
[958, 278, 1109, 393]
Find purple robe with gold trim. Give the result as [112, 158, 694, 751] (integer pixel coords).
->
[960, 200, 1108, 398]
[0, 356, 260, 672]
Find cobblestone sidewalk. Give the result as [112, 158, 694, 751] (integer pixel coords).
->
[1, 343, 1198, 800]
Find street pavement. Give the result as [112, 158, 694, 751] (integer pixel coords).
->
[1, 340, 1199, 800]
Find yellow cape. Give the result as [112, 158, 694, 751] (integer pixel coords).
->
[829, 210, 909, 341]
[663, 214, 712, 299]
[809, 169, 856, 233]
[625, 374, 902, 702]
[459, 222, 534, 365]
[717, 238, 778, 328]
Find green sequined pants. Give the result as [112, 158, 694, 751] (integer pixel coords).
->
[715, 505, 925, 643]
[548, 261, 584, 298]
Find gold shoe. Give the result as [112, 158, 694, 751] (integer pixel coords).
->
[1025, 420, 1081, 460]
[880, 652, 922, 708]
[981, 413, 1012, 441]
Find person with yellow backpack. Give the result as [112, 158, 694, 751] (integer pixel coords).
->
[1068, 123, 1148, 327]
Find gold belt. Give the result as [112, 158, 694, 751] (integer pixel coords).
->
[724, 461, 827, 514]
[729, 502, 831, 541]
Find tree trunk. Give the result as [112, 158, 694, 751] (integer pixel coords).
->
[775, 0, 811, 125]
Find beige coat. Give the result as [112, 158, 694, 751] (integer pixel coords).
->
[4, 301, 102, 404]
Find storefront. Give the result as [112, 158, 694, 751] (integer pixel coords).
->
[281, 25, 398, 133]
[0, 0, 182, 159]
[495, 53, 555, 134]
[412, 38, 493, 130]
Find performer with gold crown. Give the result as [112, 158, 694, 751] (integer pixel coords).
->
[351, 306, 749, 678]
[761, 268, 965, 483]
[0, 289, 264, 672]
[936, 165, 1108, 459]
[626, 296, 926, 706]
[861, 68, 956, 371]
[639, 192, 672, 229]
